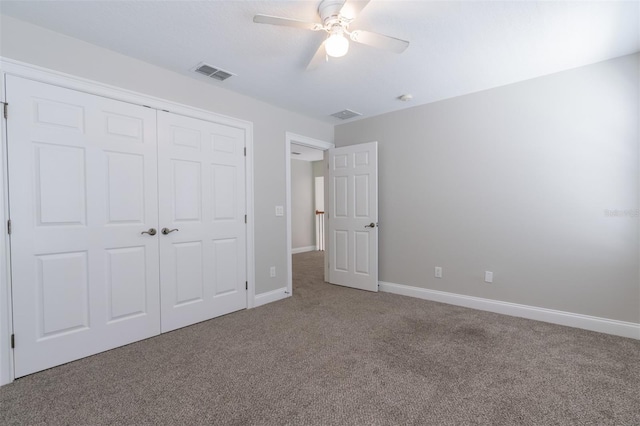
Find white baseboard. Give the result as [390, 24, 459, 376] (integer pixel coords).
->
[291, 246, 316, 254]
[378, 281, 640, 340]
[254, 287, 290, 308]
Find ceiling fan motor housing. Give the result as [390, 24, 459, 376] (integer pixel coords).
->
[318, 0, 351, 27]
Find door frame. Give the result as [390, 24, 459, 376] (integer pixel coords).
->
[285, 132, 334, 295]
[0, 57, 256, 385]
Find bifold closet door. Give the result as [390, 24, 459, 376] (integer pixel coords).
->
[157, 111, 247, 333]
[7, 76, 161, 377]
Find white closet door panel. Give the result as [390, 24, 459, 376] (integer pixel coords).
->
[7, 76, 161, 377]
[212, 238, 238, 295]
[37, 252, 89, 337]
[106, 152, 146, 223]
[173, 241, 205, 305]
[172, 159, 202, 222]
[35, 143, 87, 225]
[158, 111, 246, 333]
[106, 246, 149, 322]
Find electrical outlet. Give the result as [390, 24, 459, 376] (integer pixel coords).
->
[435, 267, 442, 278]
[484, 271, 493, 283]
[275, 206, 284, 216]
[270, 266, 276, 277]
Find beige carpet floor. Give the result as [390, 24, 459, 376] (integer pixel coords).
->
[0, 251, 639, 425]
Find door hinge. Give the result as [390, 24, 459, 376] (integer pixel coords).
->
[2, 102, 7, 119]
[245, 281, 248, 290]
[244, 214, 247, 224]
[244, 147, 246, 157]
[7, 220, 11, 235]
[10, 334, 14, 349]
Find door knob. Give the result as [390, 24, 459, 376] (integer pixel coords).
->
[364, 223, 376, 228]
[161, 228, 179, 235]
[141, 228, 157, 236]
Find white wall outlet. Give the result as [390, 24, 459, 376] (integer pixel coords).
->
[484, 271, 493, 283]
[270, 266, 276, 277]
[435, 267, 443, 278]
[275, 206, 284, 216]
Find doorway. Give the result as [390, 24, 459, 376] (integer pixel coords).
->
[285, 133, 334, 295]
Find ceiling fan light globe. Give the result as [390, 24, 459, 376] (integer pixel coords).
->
[325, 33, 349, 58]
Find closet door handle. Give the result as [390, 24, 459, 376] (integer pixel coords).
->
[161, 228, 179, 235]
[141, 228, 157, 236]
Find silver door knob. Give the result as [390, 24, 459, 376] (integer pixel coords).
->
[365, 223, 376, 228]
[141, 228, 157, 236]
[161, 228, 179, 235]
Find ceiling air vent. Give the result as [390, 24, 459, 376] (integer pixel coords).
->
[193, 62, 235, 81]
[331, 109, 362, 120]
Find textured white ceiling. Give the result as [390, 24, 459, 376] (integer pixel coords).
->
[1, 1, 639, 124]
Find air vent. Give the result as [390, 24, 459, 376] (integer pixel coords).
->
[193, 62, 235, 82]
[330, 109, 362, 120]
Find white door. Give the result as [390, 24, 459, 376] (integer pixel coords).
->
[7, 76, 161, 377]
[157, 111, 247, 332]
[328, 142, 378, 291]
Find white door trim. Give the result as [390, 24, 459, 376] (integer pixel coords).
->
[0, 62, 13, 387]
[0, 57, 255, 385]
[285, 132, 333, 296]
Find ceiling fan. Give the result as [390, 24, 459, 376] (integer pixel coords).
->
[253, 0, 410, 69]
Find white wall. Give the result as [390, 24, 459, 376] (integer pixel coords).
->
[291, 159, 314, 251]
[335, 53, 640, 323]
[0, 15, 334, 296]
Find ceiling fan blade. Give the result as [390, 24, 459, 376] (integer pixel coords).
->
[253, 14, 322, 31]
[306, 41, 328, 71]
[339, 0, 371, 21]
[350, 30, 409, 53]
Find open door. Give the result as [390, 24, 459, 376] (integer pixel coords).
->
[328, 142, 378, 292]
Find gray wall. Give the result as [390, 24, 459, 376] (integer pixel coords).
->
[291, 159, 314, 250]
[335, 53, 640, 323]
[0, 15, 334, 295]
